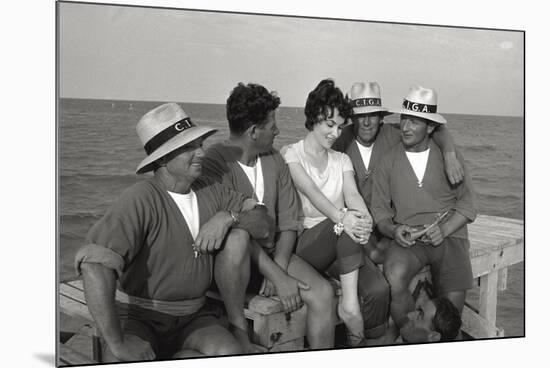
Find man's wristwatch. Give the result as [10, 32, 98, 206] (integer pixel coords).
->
[229, 210, 240, 225]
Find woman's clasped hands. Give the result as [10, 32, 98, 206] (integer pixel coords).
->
[342, 209, 372, 245]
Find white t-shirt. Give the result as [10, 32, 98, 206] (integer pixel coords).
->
[237, 157, 265, 203]
[167, 190, 200, 240]
[282, 140, 354, 228]
[356, 140, 374, 169]
[405, 148, 430, 186]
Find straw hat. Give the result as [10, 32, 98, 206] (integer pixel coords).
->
[135, 102, 217, 173]
[349, 82, 392, 116]
[392, 86, 447, 124]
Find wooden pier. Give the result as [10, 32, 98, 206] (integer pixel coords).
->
[58, 214, 524, 365]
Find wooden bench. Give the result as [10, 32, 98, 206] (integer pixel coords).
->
[58, 214, 523, 362]
[58, 279, 308, 364]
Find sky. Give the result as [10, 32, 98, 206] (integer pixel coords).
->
[58, 2, 523, 116]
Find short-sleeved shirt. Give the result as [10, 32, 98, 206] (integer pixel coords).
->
[332, 123, 401, 208]
[75, 177, 246, 301]
[202, 142, 302, 234]
[282, 140, 355, 229]
[371, 140, 477, 240]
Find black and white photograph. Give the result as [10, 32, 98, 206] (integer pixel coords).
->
[7, 0, 547, 367]
[54, 0, 527, 366]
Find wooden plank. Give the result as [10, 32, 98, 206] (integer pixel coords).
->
[474, 214, 524, 226]
[468, 232, 519, 249]
[498, 268, 508, 291]
[58, 344, 97, 366]
[268, 337, 304, 352]
[469, 221, 523, 235]
[67, 279, 84, 290]
[60, 294, 93, 321]
[470, 241, 524, 278]
[207, 290, 285, 316]
[60, 282, 87, 305]
[461, 304, 504, 339]
[479, 272, 498, 327]
[247, 295, 285, 315]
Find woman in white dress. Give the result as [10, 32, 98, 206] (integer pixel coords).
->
[282, 79, 373, 345]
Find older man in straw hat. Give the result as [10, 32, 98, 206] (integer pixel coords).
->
[370, 86, 477, 342]
[331, 82, 464, 343]
[74, 103, 273, 362]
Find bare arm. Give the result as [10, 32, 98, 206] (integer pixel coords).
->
[432, 125, 464, 185]
[250, 240, 308, 313]
[342, 170, 372, 243]
[424, 212, 470, 246]
[195, 198, 271, 254]
[81, 263, 155, 361]
[272, 230, 297, 272]
[342, 170, 369, 215]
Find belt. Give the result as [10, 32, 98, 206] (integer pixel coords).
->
[115, 290, 206, 316]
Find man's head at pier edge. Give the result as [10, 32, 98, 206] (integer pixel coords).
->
[400, 282, 462, 343]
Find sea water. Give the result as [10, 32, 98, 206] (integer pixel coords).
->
[58, 98, 524, 336]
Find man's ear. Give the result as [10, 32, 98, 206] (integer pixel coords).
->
[249, 124, 258, 140]
[427, 124, 435, 135]
[427, 331, 441, 342]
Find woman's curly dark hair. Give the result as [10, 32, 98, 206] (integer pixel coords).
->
[226, 83, 281, 135]
[304, 79, 353, 131]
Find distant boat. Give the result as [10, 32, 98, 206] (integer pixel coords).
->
[111, 102, 115, 108]
[129, 103, 134, 111]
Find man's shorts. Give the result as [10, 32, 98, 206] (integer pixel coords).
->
[109, 303, 224, 359]
[409, 236, 473, 295]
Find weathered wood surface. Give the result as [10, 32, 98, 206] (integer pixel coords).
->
[463, 215, 523, 338]
[58, 344, 96, 366]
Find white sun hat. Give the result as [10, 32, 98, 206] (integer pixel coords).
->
[349, 82, 392, 116]
[135, 102, 217, 174]
[392, 85, 447, 124]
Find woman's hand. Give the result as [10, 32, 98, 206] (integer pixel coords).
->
[342, 210, 372, 244]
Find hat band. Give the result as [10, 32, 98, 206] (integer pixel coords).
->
[402, 99, 437, 113]
[352, 98, 381, 107]
[144, 117, 196, 155]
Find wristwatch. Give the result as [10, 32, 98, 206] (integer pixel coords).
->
[229, 210, 240, 225]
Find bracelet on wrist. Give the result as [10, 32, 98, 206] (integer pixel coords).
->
[229, 210, 240, 225]
[333, 222, 345, 236]
[338, 207, 348, 222]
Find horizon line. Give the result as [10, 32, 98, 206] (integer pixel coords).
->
[58, 96, 524, 119]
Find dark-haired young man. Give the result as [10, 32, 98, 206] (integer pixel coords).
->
[399, 280, 462, 343]
[202, 83, 335, 352]
[371, 86, 476, 342]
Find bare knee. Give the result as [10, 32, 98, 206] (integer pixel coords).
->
[217, 229, 250, 263]
[383, 261, 411, 294]
[207, 340, 243, 356]
[303, 277, 334, 309]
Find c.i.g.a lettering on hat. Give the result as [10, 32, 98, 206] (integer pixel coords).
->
[402, 99, 437, 113]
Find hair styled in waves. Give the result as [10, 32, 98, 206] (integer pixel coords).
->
[304, 79, 353, 131]
[226, 83, 281, 135]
